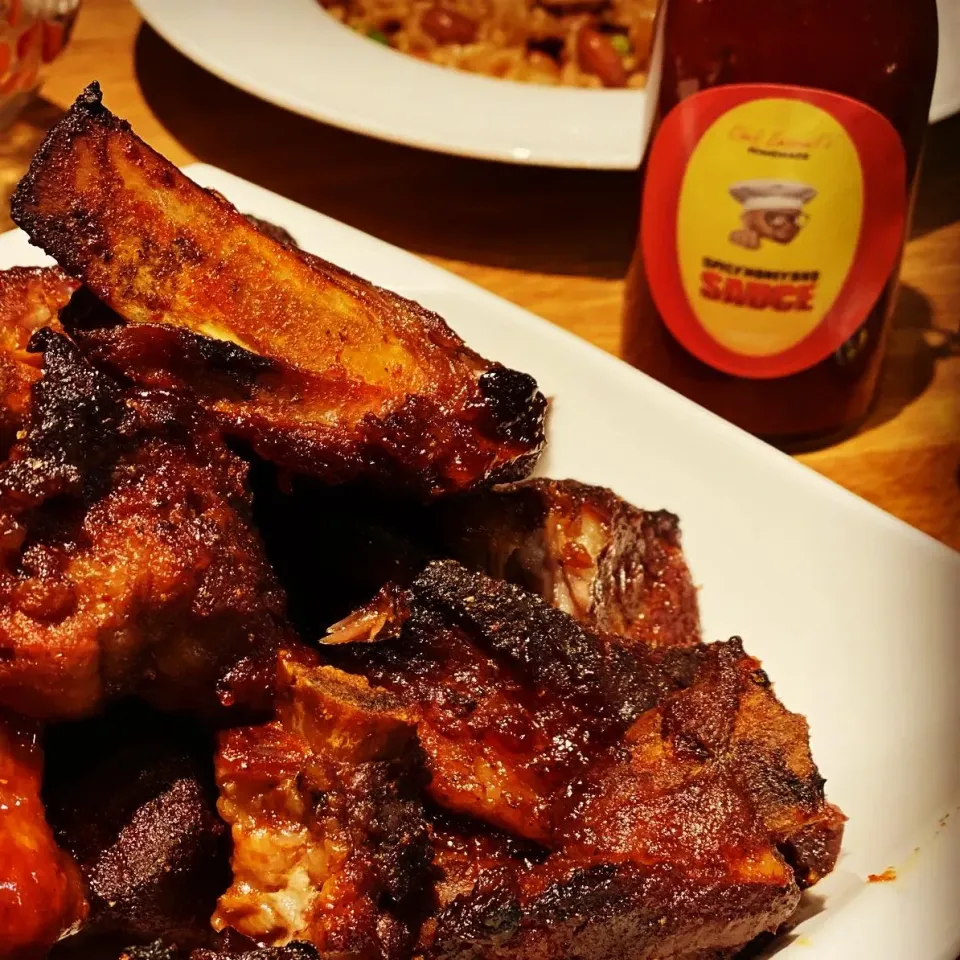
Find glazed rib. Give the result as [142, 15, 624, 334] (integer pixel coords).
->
[0, 710, 86, 960]
[329, 560, 698, 844]
[326, 566, 842, 959]
[0, 330, 291, 719]
[434, 478, 702, 648]
[12, 83, 546, 497]
[213, 650, 432, 955]
[554, 639, 846, 888]
[419, 639, 843, 959]
[0, 266, 77, 454]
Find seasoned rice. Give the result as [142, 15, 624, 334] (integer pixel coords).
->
[318, 0, 657, 88]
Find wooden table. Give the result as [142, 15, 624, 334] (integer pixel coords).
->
[7, 0, 958, 548]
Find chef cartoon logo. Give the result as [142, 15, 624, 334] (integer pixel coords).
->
[727, 179, 817, 250]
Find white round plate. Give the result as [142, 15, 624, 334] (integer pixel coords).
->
[134, 0, 960, 169]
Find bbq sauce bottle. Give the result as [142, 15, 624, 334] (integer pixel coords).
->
[622, 0, 939, 447]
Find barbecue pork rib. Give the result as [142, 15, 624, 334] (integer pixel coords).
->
[11, 83, 546, 497]
[0, 329, 291, 719]
[552, 638, 846, 888]
[433, 479, 701, 648]
[426, 853, 799, 960]
[0, 710, 86, 960]
[213, 650, 432, 956]
[328, 560, 700, 845]
[326, 563, 842, 959]
[0, 266, 77, 453]
[43, 705, 230, 953]
[422, 642, 846, 959]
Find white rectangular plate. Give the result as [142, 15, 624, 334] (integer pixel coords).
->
[4, 164, 959, 959]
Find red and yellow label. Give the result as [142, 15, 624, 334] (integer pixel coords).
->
[641, 84, 906, 379]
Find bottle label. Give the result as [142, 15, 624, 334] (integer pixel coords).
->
[641, 84, 906, 379]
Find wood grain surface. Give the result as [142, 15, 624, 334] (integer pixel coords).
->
[5, 0, 957, 547]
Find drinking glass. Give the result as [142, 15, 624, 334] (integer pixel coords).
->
[0, 0, 80, 130]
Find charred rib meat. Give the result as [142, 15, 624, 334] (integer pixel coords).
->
[118, 938, 321, 960]
[434, 479, 701, 648]
[213, 651, 432, 955]
[0, 331, 291, 719]
[328, 565, 841, 959]
[0, 267, 77, 454]
[43, 705, 230, 952]
[553, 639, 845, 887]
[12, 83, 546, 497]
[417, 638, 843, 960]
[427, 854, 799, 960]
[246, 474, 699, 650]
[330, 560, 702, 844]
